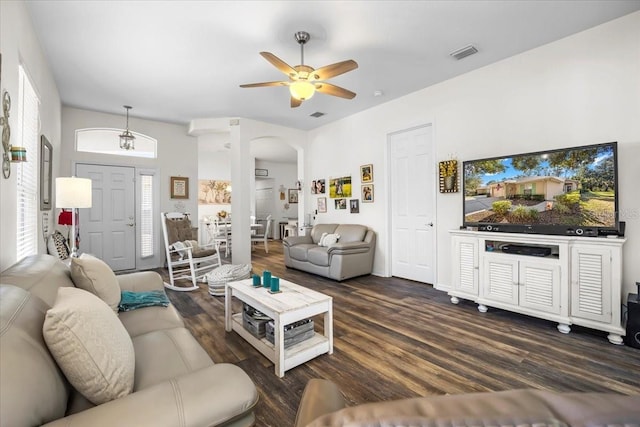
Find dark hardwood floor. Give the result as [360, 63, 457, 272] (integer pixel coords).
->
[158, 241, 640, 427]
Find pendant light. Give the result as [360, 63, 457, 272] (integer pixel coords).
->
[119, 105, 135, 150]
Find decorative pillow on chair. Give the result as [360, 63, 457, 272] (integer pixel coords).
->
[317, 232, 328, 246]
[43, 287, 135, 405]
[70, 253, 121, 313]
[321, 233, 340, 247]
[47, 231, 70, 260]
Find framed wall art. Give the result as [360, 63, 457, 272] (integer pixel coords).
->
[198, 179, 231, 204]
[288, 188, 299, 203]
[439, 160, 459, 193]
[317, 197, 327, 213]
[39, 135, 52, 210]
[360, 164, 373, 183]
[335, 198, 347, 210]
[170, 176, 189, 199]
[329, 176, 351, 198]
[350, 199, 359, 213]
[361, 184, 374, 203]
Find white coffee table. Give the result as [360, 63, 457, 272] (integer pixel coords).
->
[225, 278, 333, 377]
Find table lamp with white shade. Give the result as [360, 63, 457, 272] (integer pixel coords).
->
[55, 176, 92, 258]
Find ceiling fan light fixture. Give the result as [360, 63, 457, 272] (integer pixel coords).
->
[290, 81, 315, 101]
[119, 105, 135, 150]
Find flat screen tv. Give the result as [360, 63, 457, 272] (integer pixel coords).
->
[462, 141, 619, 237]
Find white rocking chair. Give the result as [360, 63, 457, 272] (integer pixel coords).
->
[161, 212, 221, 291]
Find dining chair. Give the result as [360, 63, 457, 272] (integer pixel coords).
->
[283, 220, 298, 238]
[213, 218, 232, 258]
[251, 215, 272, 253]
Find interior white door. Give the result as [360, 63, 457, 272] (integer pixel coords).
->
[389, 125, 436, 283]
[255, 179, 275, 237]
[76, 164, 136, 271]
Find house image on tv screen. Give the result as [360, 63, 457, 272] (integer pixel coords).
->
[463, 142, 617, 229]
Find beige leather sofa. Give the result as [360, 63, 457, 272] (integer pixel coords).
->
[0, 254, 258, 427]
[294, 379, 640, 427]
[283, 224, 375, 281]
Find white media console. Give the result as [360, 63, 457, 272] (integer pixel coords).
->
[449, 230, 626, 344]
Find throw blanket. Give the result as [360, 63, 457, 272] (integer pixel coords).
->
[172, 240, 200, 259]
[118, 290, 170, 312]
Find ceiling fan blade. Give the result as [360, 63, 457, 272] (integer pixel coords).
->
[312, 60, 358, 80]
[291, 97, 302, 108]
[260, 52, 297, 78]
[315, 83, 356, 99]
[239, 81, 288, 88]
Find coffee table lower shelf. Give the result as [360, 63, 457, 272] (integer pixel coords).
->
[231, 313, 330, 372]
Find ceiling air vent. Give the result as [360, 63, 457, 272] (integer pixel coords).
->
[310, 112, 325, 118]
[450, 45, 478, 60]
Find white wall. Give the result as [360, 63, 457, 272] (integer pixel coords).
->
[0, 1, 62, 270]
[307, 11, 640, 293]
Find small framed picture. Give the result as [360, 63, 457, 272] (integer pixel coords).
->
[317, 197, 327, 213]
[361, 184, 374, 203]
[335, 198, 347, 210]
[171, 176, 189, 199]
[350, 199, 359, 213]
[288, 189, 299, 203]
[315, 179, 326, 194]
[360, 164, 373, 183]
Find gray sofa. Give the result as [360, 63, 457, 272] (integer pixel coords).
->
[283, 224, 375, 281]
[0, 254, 258, 427]
[294, 379, 640, 427]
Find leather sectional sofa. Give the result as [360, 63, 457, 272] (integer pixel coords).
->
[0, 254, 258, 427]
[283, 224, 376, 281]
[294, 379, 640, 427]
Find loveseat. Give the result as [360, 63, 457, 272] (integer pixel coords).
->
[294, 379, 640, 427]
[0, 254, 258, 427]
[283, 224, 376, 281]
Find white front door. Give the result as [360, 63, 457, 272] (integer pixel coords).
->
[76, 164, 136, 271]
[389, 125, 436, 283]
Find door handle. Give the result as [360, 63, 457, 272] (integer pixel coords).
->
[127, 222, 135, 227]
[426, 222, 434, 227]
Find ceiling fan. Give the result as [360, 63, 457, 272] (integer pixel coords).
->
[240, 31, 358, 108]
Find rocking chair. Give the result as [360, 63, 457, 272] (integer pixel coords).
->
[161, 212, 221, 291]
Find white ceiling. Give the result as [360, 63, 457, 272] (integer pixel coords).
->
[25, 1, 640, 163]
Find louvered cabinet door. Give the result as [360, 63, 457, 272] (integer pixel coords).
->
[482, 255, 518, 305]
[570, 246, 612, 323]
[519, 260, 561, 315]
[452, 236, 479, 296]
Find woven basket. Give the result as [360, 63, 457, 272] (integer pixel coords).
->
[206, 264, 252, 296]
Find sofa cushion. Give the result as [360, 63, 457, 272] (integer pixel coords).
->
[43, 287, 135, 405]
[334, 224, 367, 243]
[0, 254, 75, 307]
[289, 243, 318, 262]
[131, 328, 213, 390]
[119, 303, 185, 337]
[307, 247, 330, 266]
[70, 253, 121, 313]
[0, 285, 69, 427]
[47, 230, 70, 260]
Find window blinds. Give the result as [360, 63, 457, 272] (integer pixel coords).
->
[16, 65, 40, 260]
[140, 174, 154, 258]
